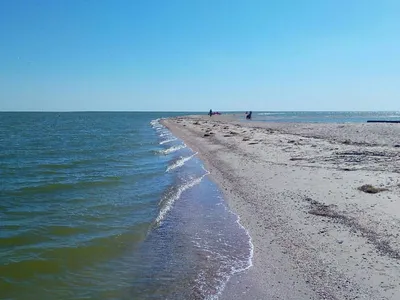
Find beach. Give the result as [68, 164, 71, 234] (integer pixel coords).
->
[162, 115, 400, 300]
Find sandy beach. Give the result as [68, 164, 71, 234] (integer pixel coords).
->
[162, 115, 400, 300]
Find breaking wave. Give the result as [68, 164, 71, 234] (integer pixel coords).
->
[166, 153, 197, 172]
[155, 173, 208, 225]
[157, 144, 186, 155]
[160, 138, 177, 145]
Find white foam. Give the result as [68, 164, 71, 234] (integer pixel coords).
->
[150, 118, 162, 129]
[166, 153, 197, 172]
[155, 173, 207, 225]
[151, 117, 254, 298]
[210, 205, 254, 300]
[160, 138, 177, 145]
[190, 174, 254, 300]
[159, 132, 171, 138]
[158, 144, 186, 155]
[181, 165, 254, 300]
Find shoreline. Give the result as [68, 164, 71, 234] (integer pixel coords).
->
[162, 115, 400, 300]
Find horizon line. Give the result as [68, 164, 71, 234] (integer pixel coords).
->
[1, 110, 399, 113]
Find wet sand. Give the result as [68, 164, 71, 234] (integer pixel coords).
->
[162, 115, 400, 300]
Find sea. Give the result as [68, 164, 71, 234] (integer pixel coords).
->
[1, 111, 399, 300]
[250, 111, 400, 123]
[0, 112, 252, 300]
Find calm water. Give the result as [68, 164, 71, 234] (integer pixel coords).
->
[0, 112, 252, 300]
[250, 111, 400, 123]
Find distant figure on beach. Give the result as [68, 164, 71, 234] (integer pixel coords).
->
[209, 109, 213, 117]
[246, 111, 252, 120]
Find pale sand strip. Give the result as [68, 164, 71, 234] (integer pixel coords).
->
[162, 115, 400, 300]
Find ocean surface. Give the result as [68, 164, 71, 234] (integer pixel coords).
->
[250, 111, 400, 123]
[1, 111, 398, 299]
[0, 112, 252, 300]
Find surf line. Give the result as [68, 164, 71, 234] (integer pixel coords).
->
[158, 144, 186, 155]
[155, 172, 208, 226]
[160, 138, 177, 145]
[166, 152, 198, 172]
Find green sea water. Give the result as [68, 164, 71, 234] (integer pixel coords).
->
[0, 112, 253, 300]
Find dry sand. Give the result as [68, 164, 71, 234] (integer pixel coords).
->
[162, 115, 400, 300]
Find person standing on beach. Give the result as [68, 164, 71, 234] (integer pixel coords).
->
[209, 109, 213, 117]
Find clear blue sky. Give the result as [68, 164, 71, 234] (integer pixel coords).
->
[1, 0, 399, 111]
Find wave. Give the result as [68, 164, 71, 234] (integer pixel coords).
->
[160, 138, 177, 145]
[150, 118, 162, 129]
[166, 153, 197, 172]
[150, 117, 254, 298]
[231, 213, 254, 274]
[157, 144, 186, 155]
[155, 173, 207, 225]
[159, 132, 171, 138]
[196, 201, 254, 300]
[151, 119, 175, 142]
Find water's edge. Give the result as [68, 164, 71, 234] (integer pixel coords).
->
[153, 118, 254, 299]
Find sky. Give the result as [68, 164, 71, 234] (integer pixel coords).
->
[1, 0, 400, 111]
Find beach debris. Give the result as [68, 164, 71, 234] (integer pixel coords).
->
[306, 197, 340, 219]
[203, 133, 210, 137]
[290, 157, 306, 161]
[249, 142, 259, 145]
[358, 184, 388, 194]
[305, 196, 322, 206]
[339, 150, 386, 157]
[309, 204, 338, 218]
[306, 197, 400, 259]
[343, 139, 352, 145]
